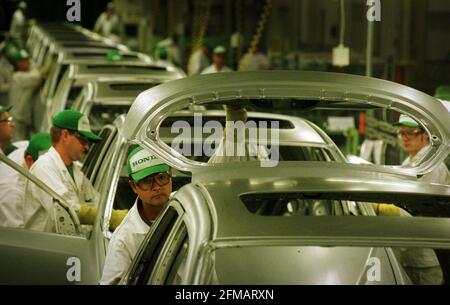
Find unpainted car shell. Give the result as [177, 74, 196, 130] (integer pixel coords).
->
[123, 71, 450, 178]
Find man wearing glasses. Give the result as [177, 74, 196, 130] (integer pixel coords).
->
[395, 114, 449, 185]
[101, 146, 172, 285]
[23, 109, 103, 232]
[0, 105, 15, 156]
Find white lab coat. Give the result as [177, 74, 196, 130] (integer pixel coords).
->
[0, 147, 27, 227]
[9, 68, 42, 141]
[94, 12, 120, 37]
[156, 38, 182, 66]
[188, 49, 210, 76]
[23, 147, 98, 232]
[9, 9, 26, 37]
[100, 199, 151, 285]
[399, 145, 447, 284]
[239, 52, 269, 71]
[0, 57, 14, 105]
[201, 64, 233, 75]
[402, 146, 450, 185]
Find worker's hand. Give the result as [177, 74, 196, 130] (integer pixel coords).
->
[78, 204, 97, 225]
[225, 104, 248, 122]
[372, 203, 401, 216]
[38, 63, 51, 76]
[78, 204, 128, 230]
[110, 209, 128, 231]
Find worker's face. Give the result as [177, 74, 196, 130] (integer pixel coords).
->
[397, 126, 429, 155]
[0, 112, 15, 145]
[130, 172, 172, 209]
[63, 130, 91, 162]
[213, 54, 225, 66]
[15, 59, 30, 72]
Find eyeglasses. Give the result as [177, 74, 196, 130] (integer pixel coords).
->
[0, 117, 14, 124]
[135, 172, 172, 191]
[72, 132, 90, 146]
[397, 130, 424, 139]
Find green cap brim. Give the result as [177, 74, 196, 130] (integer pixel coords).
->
[79, 130, 102, 142]
[0, 105, 13, 114]
[131, 164, 170, 181]
[393, 121, 420, 128]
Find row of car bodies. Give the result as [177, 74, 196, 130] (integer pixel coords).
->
[0, 24, 449, 284]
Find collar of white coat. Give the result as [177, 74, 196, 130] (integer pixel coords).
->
[8, 147, 27, 168]
[127, 192, 176, 234]
[128, 198, 152, 234]
[45, 147, 79, 186]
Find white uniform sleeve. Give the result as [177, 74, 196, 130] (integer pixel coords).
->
[0, 164, 24, 228]
[12, 69, 42, 88]
[100, 238, 133, 285]
[94, 13, 106, 33]
[31, 161, 79, 212]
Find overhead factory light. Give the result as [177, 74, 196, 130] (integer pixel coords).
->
[332, 0, 350, 67]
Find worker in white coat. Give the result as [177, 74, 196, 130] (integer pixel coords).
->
[23, 110, 105, 232]
[9, 49, 49, 141]
[0, 44, 15, 106]
[238, 46, 269, 71]
[201, 46, 233, 75]
[100, 147, 172, 285]
[395, 114, 450, 185]
[156, 33, 182, 67]
[0, 105, 15, 156]
[0, 133, 51, 228]
[9, 1, 28, 38]
[385, 114, 448, 284]
[187, 43, 210, 76]
[94, 2, 121, 38]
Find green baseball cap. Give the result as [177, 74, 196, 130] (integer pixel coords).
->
[1, 43, 15, 54]
[127, 147, 169, 181]
[52, 109, 102, 142]
[26, 132, 51, 161]
[434, 85, 450, 101]
[213, 45, 226, 55]
[0, 105, 12, 115]
[106, 50, 123, 62]
[11, 49, 29, 62]
[393, 114, 420, 128]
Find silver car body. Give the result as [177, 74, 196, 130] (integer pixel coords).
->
[72, 79, 176, 132]
[124, 71, 450, 177]
[117, 71, 450, 284]
[39, 62, 185, 132]
[121, 162, 450, 285]
[0, 104, 339, 284]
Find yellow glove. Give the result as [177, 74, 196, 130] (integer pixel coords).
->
[78, 205, 128, 231]
[78, 204, 97, 225]
[372, 203, 401, 216]
[110, 209, 128, 231]
[225, 105, 248, 122]
[38, 63, 51, 76]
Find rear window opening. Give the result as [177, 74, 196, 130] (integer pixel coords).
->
[89, 105, 132, 132]
[109, 84, 157, 91]
[240, 192, 450, 217]
[241, 195, 364, 216]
